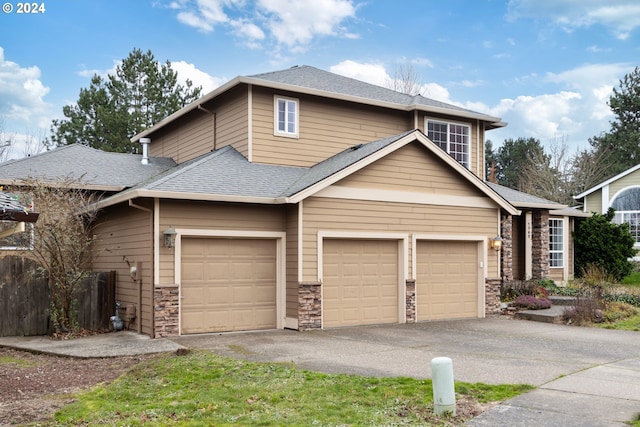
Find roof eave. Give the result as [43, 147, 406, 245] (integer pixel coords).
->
[0, 178, 123, 192]
[132, 75, 504, 141]
[92, 188, 282, 210]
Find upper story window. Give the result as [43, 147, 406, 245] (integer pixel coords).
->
[274, 96, 299, 138]
[611, 186, 640, 245]
[426, 119, 470, 168]
[549, 218, 564, 268]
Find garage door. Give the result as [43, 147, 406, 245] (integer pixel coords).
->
[323, 239, 399, 328]
[416, 240, 478, 321]
[181, 238, 277, 334]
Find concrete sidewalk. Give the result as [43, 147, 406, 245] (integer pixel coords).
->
[1, 317, 639, 426]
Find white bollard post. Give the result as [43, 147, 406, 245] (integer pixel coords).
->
[431, 357, 456, 416]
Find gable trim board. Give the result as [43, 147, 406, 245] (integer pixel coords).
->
[574, 163, 640, 200]
[170, 228, 286, 334]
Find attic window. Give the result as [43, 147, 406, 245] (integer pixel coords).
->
[426, 119, 470, 168]
[274, 96, 299, 138]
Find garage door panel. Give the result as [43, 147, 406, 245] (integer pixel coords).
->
[181, 238, 277, 334]
[417, 241, 479, 321]
[323, 239, 399, 328]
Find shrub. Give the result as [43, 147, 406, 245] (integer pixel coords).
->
[602, 302, 639, 323]
[573, 208, 636, 281]
[512, 295, 552, 310]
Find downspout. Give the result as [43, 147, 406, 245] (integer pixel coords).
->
[128, 199, 152, 334]
[197, 104, 216, 151]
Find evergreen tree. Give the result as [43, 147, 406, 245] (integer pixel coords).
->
[50, 48, 202, 153]
[590, 66, 640, 177]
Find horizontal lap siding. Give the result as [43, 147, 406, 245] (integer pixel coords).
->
[92, 203, 153, 335]
[158, 201, 286, 286]
[251, 87, 412, 167]
[585, 190, 602, 214]
[285, 205, 299, 319]
[302, 197, 499, 281]
[149, 86, 248, 163]
[338, 143, 482, 197]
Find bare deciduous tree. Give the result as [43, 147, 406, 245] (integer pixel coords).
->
[385, 63, 423, 96]
[11, 177, 99, 333]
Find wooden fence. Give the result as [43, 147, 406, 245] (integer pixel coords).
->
[0, 256, 116, 336]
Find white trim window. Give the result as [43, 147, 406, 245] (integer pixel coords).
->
[611, 186, 640, 246]
[426, 118, 470, 168]
[274, 96, 299, 138]
[549, 219, 564, 268]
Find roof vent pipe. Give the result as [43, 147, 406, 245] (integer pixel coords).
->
[140, 138, 150, 165]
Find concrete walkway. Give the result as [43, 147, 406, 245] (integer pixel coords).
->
[1, 317, 639, 426]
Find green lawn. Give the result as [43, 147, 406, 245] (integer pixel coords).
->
[621, 272, 640, 286]
[48, 350, 532, 426]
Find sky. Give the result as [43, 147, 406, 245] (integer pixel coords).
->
[1, 0, 639, 160]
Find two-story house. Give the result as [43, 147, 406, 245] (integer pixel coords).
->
[0, 65, 582, 338]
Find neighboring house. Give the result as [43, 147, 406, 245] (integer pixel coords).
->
[0, 66, 583, 338]
[574, 163, 640, 252]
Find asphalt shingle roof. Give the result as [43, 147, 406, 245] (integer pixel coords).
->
[125, 132, 412, 200]
[487, 182, 565, 208]
[0, 144, 176, 190]
[250, 66, 492, 119]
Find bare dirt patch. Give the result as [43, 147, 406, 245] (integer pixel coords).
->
[0, 347, 152, 426]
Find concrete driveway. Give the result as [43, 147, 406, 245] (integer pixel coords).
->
[171, 317, 640, 426]
[170, 316, 640, 386]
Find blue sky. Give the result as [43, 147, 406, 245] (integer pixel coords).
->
[1, 0, 639, 160]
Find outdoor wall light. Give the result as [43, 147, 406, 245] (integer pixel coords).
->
[491, 235, 503, 251]
[163, 226, 177, 248]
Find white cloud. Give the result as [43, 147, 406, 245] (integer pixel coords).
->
[329, 60, 390, 86]
[170, 0, 357, 51]
[0, 47, 53, 133]
[258, 0, 356, 50]
[506, 0, 640, 39]
[170, 61, 227, 93]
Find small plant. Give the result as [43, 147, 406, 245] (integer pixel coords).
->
[512, 295, 551, 310]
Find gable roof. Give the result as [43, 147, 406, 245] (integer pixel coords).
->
[574, 163, 640, 200]
[133, 65, 505, 143]
[96, 130, 519, 216]
[0, 144, 176, 191]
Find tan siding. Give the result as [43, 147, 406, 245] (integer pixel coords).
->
[215, 86, 249, 157]
[148, 85, 248, 163]
[92, 202, 153, 336]
[302, 197, 499, 281]
[251, 87, 412, 167]
[609, 170, 640, 208]
[549, 268, 564, 282]
[338, 142, 485, 197]
[585, 190, 603, 214]
[285, 204, 299, 319]
[149, 111, 215, 162]
[158, 201, 285, 286]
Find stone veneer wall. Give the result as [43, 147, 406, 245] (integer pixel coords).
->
[485, 278, 502, 315]
[532, 210, 550, 279]
[298, 282, 322, 330]
[154, 286, 179, 338]
[405, 279, 416, 323]
[500, 214, 514, 283]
